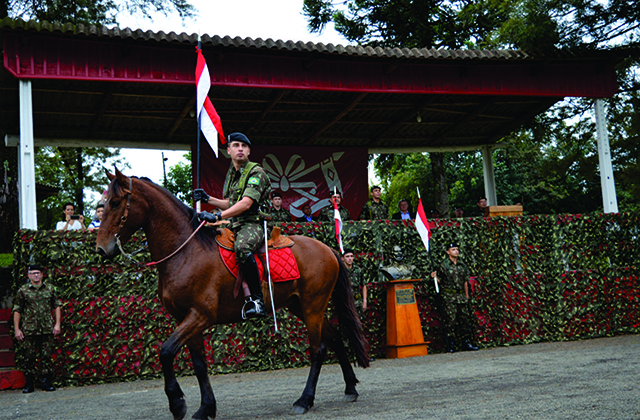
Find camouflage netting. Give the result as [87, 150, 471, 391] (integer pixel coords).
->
[11, 213, 640, 385]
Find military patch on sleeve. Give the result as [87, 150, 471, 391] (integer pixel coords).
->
[247, 177, 260, 185]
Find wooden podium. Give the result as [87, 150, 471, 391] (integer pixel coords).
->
[486, 205, 523, 217]
[384, 280, 429, 359]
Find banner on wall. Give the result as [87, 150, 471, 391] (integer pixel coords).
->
[191, 143, 370, 220]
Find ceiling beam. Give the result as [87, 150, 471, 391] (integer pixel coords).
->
[304, 92, 368, 145]
[368, 143, 507, 154]
[246, 90, 288, 136]
[4, 135, 190, 151]
[165, 94, 195, 141]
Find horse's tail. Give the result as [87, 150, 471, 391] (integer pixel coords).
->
[331, 249, 370, 368]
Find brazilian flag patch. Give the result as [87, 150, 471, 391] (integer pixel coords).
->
[247, 177, 260, 185]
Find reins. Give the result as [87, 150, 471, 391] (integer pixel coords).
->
[112, 177, 207, 267]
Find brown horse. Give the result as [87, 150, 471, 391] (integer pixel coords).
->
[96, 169, 369, 420]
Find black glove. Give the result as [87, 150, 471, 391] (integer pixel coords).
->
[198, 211, 222, 223]
[193, 189, 210, 203]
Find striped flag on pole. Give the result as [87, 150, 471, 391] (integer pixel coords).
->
[333, 195, 344, 253]
[196, 46, 224, 157]
[415, 196, 431, 252]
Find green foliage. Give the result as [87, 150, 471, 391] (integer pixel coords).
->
[0, 253, 12, 267]
[164, 152, 193, 205]
[11, 214, 640, 385]
[2, 0, 195, 26]
[35, 147, 125, 230]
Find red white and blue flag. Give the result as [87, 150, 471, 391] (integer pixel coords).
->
[196, 47, 224, 157]
[333, 196, 344, 253]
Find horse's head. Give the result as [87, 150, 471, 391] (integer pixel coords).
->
[96, 167, 148, 259]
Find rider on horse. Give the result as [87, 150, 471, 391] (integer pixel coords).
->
[194, 132, 271, 319]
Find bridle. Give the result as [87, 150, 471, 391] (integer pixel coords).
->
[110, 176, 206, 267]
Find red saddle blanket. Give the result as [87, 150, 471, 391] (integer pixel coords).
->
[218, 247, 300, 282]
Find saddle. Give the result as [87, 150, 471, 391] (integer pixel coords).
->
[215, 226, 294, 251]
[215, 227, 300, 299]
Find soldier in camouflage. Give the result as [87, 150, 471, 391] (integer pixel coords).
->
[358, 185, 389, 220]
[13, 264, 61, 393]
[319, 191, 351, 222]
[269, 192, 291, 225]
[194, 132, 271, 319]
[430, 243, 479, 353]
[342, 248, 367, 313]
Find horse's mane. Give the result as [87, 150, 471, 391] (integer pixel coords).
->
[120, 176, 217, 249]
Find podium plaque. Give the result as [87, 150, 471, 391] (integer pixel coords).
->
[384, 280, 429, 359]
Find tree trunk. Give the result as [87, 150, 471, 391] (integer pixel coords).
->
[430, 152, 449, 218]
[75, 148, 84, 215]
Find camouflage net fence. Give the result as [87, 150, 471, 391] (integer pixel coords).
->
[11, 213, 640, 385]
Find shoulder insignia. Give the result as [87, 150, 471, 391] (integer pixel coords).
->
[247, 177, 260, 185]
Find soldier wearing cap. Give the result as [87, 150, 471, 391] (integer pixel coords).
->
[358, 185, 389, 220]
[319, 190, 351, 222]
[194, 132, 271, 319]
[342, 248, 367, 312]
[13, 264, 61, 393]
[269, 192, 291, 225]
[430, 243, 479, 353]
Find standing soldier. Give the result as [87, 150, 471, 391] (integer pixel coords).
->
[194, 132, 271, 319]
[342, 248, 367, 313]
[430, 243, 479, 353]
[319, 191, 351, 222]
[269, 192, 291, 225]
[358, 185, 388, 220]
[13, 264, 62, 393]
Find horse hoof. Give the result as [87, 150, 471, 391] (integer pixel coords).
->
[292, 405, 309, 415]
[343, 393, 358, 402]
[171, 399, 188, 420]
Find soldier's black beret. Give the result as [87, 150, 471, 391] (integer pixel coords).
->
[371, 185, 381, 191]
[343, 248, 354, 256]
[446, 243, 459, 250]
[227, 132, 251, 146]
[272, 192, 282, 199]
[28, 264, 43, 272]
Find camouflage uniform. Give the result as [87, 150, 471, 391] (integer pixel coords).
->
[347, 264, 365, 310]
[12, 282, 61, 375]
[319, 205, 350, 222]
[224, 160, 271, 262]
[435, 257, 475, 346]
[270, 207, 291, 225]
[358, 199, 389, 220]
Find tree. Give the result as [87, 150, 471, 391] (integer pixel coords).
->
[164, 152, 193, 205]
[1, 0, 195, 25]
[35, 146, 126, 230]
[305, 0, 640, 215]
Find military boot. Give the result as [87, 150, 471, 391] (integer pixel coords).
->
[42, 374, 56, 391]
[463, 340, 479, 351]
[240, 253, 266, 319]
[22, 374, 34, 394]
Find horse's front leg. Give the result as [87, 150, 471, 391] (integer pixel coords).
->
[187, 335, 217, 420]
[292, 311, 327, 414]
[160, 311, 210, 420]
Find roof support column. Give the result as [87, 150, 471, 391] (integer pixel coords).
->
[594, 99, 618, 213]
[18, 79, 38, 229]
[481, 145, 498, 206]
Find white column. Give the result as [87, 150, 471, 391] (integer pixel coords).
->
[594, 99, 619, 213]
[18, 80, 38, 229]
[481, 145, 498, 206]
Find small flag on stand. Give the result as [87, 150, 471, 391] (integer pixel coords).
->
[195, 46, 224, 157]
[333, 189, 344, 253]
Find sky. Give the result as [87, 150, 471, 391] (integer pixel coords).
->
[114, 0, 349, 186]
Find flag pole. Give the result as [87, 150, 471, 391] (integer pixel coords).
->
[196, 36, 202, 213]
[417, 187, 438, 293]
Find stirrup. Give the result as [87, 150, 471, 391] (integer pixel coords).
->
[241, 297, 266, 320]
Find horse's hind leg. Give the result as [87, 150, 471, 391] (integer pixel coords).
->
[321, 317, 360, 401]
[187, 335, 217, 420]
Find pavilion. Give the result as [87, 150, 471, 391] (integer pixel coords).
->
[0, 18, 624, 228]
